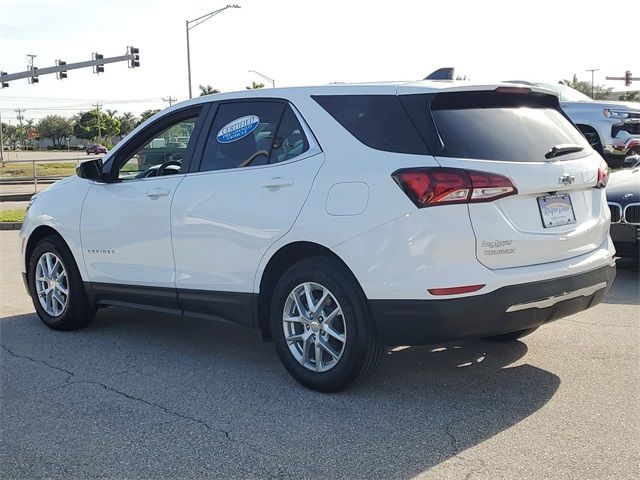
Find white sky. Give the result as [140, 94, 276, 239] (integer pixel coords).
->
[0, 0, 638, 124]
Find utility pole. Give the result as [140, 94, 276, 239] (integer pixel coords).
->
[94, 102, 103, 143]
[586, 68, 599, 98]
[162, 96, 177, 106]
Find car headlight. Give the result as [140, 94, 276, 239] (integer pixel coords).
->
[25, 193, 39, 212]
[603, 109, 630, 119]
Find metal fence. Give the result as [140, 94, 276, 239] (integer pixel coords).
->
[0, 156, 100, 197]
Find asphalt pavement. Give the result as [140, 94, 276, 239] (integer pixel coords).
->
[0, 230, 638, 479]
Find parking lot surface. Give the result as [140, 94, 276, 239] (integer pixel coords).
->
[1, 230, 638, 479]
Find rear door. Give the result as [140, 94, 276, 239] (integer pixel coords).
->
[171, 100, 323, 321]
[403, 89, 609, 269]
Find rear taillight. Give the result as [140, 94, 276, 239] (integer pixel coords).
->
[392, 167, 517, 208]
[596, 159, 609, 188]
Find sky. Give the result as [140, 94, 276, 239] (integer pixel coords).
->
[0, 0, 638, 124]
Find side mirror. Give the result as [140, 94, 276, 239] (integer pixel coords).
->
[76, 158, 105, 181]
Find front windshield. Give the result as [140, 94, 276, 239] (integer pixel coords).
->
[537, 83, 592, 102]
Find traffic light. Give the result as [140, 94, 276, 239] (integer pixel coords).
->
[56, 60, 67, 79]
[127, 46, 140, 68]
[93, 53, 104, 74]
[625, 71, 632, 87]
[0, 71, 8, 88]
[28, 67, 39, 84]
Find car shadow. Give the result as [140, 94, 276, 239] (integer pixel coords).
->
[1, 308, 560, 479]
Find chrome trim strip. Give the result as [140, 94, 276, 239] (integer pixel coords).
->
[608, 202, 622, 224]
[506, 282, 607, 313]
[623, 202, 640, 225]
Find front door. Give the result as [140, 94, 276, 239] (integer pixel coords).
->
[80, 108, 205, 304]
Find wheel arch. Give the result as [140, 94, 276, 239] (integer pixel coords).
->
[256, 241, 364, 340]
[575, 124, 604, 154]
[25, 225, 66, 272]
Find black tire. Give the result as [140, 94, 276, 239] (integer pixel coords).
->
[27, 234, 96, 331]
[484, 327, 538, 343]
[270, 257, 383, 392]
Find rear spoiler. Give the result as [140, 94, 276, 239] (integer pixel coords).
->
[424, 68, 455, 80]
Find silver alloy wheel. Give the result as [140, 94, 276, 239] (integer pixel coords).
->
[35, 252, 69, 317]
[282, 282, 347, 372]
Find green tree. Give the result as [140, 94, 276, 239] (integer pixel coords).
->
[560, 74, 612, 100]
[618, 91, 640, 102]
[118, 112, 139, 136]
[36, 115, 73, 149]
[73, 110, 120, 142]
[136, 109, 161, 127]
[199, 84, 221, 96]
[245, 81, 264, 90]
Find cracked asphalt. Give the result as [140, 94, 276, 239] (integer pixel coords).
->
[1, 230, 638, 479]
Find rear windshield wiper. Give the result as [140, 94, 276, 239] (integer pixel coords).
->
[545, 144, 585, 159]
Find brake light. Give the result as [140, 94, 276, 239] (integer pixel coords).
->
[494, 86, 532, 94]
[596, 159, 609, 188]
[392, 168, 517, 208]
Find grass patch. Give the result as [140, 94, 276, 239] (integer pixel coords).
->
[0, 209, 26, 223]
[0, 162, 77, 178]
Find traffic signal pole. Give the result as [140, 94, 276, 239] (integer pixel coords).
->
[1, 48, 139, 87]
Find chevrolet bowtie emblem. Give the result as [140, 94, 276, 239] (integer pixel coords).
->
[559, 174, 576, 185]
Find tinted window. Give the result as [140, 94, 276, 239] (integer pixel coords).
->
[270, 105, 310, 163]
[420, 91, 589, 162]
[200, 101, 285, 172]
[312, 95, 429, 154]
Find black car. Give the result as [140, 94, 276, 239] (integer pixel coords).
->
[607, 156, 640, 258]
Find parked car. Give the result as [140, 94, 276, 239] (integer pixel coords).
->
[506, 81, 640, 166]
[20, 82, 616, 391]
[86, 144, 107, 155]
[607, 155, 640, 259]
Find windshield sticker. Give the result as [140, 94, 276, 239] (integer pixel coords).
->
[216, 115, 260, 143]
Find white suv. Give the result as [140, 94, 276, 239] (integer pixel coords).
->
[20, 82, 616, 391]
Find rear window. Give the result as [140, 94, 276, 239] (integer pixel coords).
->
[427, 91, 590, 162]
[312, 95, 429, 154]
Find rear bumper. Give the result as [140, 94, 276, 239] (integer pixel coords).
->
[369, 263, 616, 346]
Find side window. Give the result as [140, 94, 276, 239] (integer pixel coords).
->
[199, 101, 285, 172]
[269, 105, 310, 164]
[118, 116, 198, 180]
[312, 95, 429, 154]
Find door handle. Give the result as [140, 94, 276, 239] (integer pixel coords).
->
[261, 177, 294, 189]
[146, 188, 171, 199]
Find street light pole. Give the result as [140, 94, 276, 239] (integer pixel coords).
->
[249, 70, 276, 87]
[586, 68, 599, 99]
[186, 4, 241, 99]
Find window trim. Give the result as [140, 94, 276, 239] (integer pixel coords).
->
[189, 98, 321, 174]
[102, 104, 210, 183]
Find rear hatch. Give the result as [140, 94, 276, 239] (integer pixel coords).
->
[401, 88, 610, 269]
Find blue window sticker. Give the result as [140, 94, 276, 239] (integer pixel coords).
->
[216, 115, 260, 143]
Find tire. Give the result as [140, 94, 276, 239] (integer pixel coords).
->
[27, 234, 96, 331]
[270, 257, 383, 392]
[484, 327, 538, 342]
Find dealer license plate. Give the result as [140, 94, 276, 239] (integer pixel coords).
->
[537, 194, 576, 228]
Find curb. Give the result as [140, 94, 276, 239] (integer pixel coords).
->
[0, 222, 22, 230]
[0, 194, 33, 202]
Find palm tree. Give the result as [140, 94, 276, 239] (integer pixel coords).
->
[245, 81, 265, 90]
[199, 84, 221, 96]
